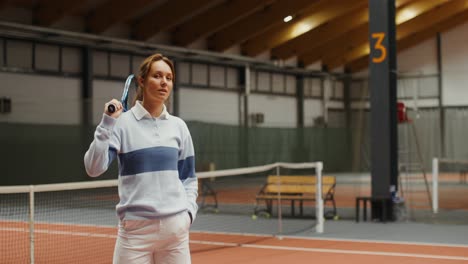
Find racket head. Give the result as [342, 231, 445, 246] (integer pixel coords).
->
[121, 74, 139, 112]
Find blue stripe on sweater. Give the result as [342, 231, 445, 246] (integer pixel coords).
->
[108, 147, 117, 167]
[118, 146, 178, 176]
[178, 156, 195, 180]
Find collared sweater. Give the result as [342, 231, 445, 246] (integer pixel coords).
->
[84, 102, 198, 221]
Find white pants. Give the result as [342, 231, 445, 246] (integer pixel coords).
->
[113, 212, 191, 264]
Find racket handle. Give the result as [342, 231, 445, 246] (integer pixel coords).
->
[107, 104, 116, 113]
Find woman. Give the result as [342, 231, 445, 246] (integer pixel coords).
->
[84, 53, 198, 264]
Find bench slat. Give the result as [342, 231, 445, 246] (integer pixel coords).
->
[256, 194, 316, 200]
[264, 184, 333, 195]
[267, 175, 336, 185]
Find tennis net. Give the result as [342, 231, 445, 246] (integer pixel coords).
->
[0, 181, 118, 264]
[0, 161, 325, 263]
[432, 158, 468, 214]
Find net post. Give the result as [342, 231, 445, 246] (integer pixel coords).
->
[29, 185, 35, 264]
[432, 158, 439, 214]
[276, 165, 283, 237]
[316, 162, 324, 233]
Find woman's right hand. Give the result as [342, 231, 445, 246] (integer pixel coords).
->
[105, 99, 123, 118]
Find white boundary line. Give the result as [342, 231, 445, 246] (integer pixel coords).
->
[278, 234, 468, 249]
[190, 240, 468, 261]
[190, 230, 468, 248]
[3, 227, 468, 261]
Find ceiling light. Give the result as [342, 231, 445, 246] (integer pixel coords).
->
[396, 8, 417, 24]
[283, 15, 293, 23]
[291, 22, 313, 37]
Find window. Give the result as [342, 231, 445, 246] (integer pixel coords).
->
[7, 40, 32, 68]
[36, 44, 59, 71]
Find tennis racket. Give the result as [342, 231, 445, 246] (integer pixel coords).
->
[108, 74, 138, 113]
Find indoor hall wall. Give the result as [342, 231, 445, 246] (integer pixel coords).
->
[397, 37, 439, 109]
[248, 94, 297, 128]
[350, 22, 468, 169]
[0, 72, 81, 125]
[303, 76, 327, 127]
[441, 20, 468, 106]
[398, 38, 438, 74]
[394, 20, 468, 108]
[354, 20, 468, 108]
[350, 36, 441, 110]
[248, 70, 299, 128]
[176, 62, 240, 125]
[0, 72, 88, 185]
[179, 88, 239, 125]
[304, 99, 323, 127]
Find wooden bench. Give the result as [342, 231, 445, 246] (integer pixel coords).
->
[253, 175, 337, 218]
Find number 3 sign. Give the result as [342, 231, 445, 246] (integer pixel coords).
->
[371, 32, 387, 63]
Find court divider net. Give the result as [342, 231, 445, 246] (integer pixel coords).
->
[432, 158, 468, 214]
[0, 161, 324, 263]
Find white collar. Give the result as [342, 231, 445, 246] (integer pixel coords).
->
[131, 101, 170, 120]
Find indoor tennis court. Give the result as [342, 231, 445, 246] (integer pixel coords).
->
[1, 167, 467, 263]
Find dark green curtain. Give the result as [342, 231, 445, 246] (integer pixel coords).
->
[1, 121, 354, 185]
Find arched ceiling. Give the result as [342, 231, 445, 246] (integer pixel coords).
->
[1, 0, 468, 72]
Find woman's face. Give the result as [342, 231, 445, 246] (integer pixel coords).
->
[141, 60, 174, 104]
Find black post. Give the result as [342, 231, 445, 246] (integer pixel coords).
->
[295, 75, 307, 162]
[297, 75, 304, 128]
[368, 0, 398, 221]
[436, 33, 445, 158]
[81, 47, 94, 179]
[343, 71, 352, 129]
[343, 71, 353, 171]
[82, 47, 93, 126]
[240, 66, 250, 167]
[172, 61, 180, 116]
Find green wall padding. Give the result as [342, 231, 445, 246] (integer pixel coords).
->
[1, 122, 354, 185]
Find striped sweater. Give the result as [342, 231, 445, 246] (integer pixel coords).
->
[84, 102, 198, 221]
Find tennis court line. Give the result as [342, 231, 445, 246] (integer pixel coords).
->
[191, 239, 468, 261]
[191, 230, 468, 248]
[3, 226, 468, 261]
[281, 235, 468, 248]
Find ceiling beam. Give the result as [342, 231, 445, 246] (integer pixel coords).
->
[173, 0, 275, 47]
[271, 3, 368, 60]
[1, 0, 35, 10]
[395, 0, 419, 8]
[348, 6, 468, 73]
[207, 0, 318, 52]
[297, 0, 422, 66]
[133, 0, 216, 41]
[324, 0, 454, 70]
[35, 0, 82, 26]
[88, 0, 154, 34]
[300, 23, 369, 67]
[242, 0, 366, 57]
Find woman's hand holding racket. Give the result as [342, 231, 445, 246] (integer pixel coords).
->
[105, 99, 123, 118]
[104, 74, 138, 118]
[104, 74, 136, 118]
